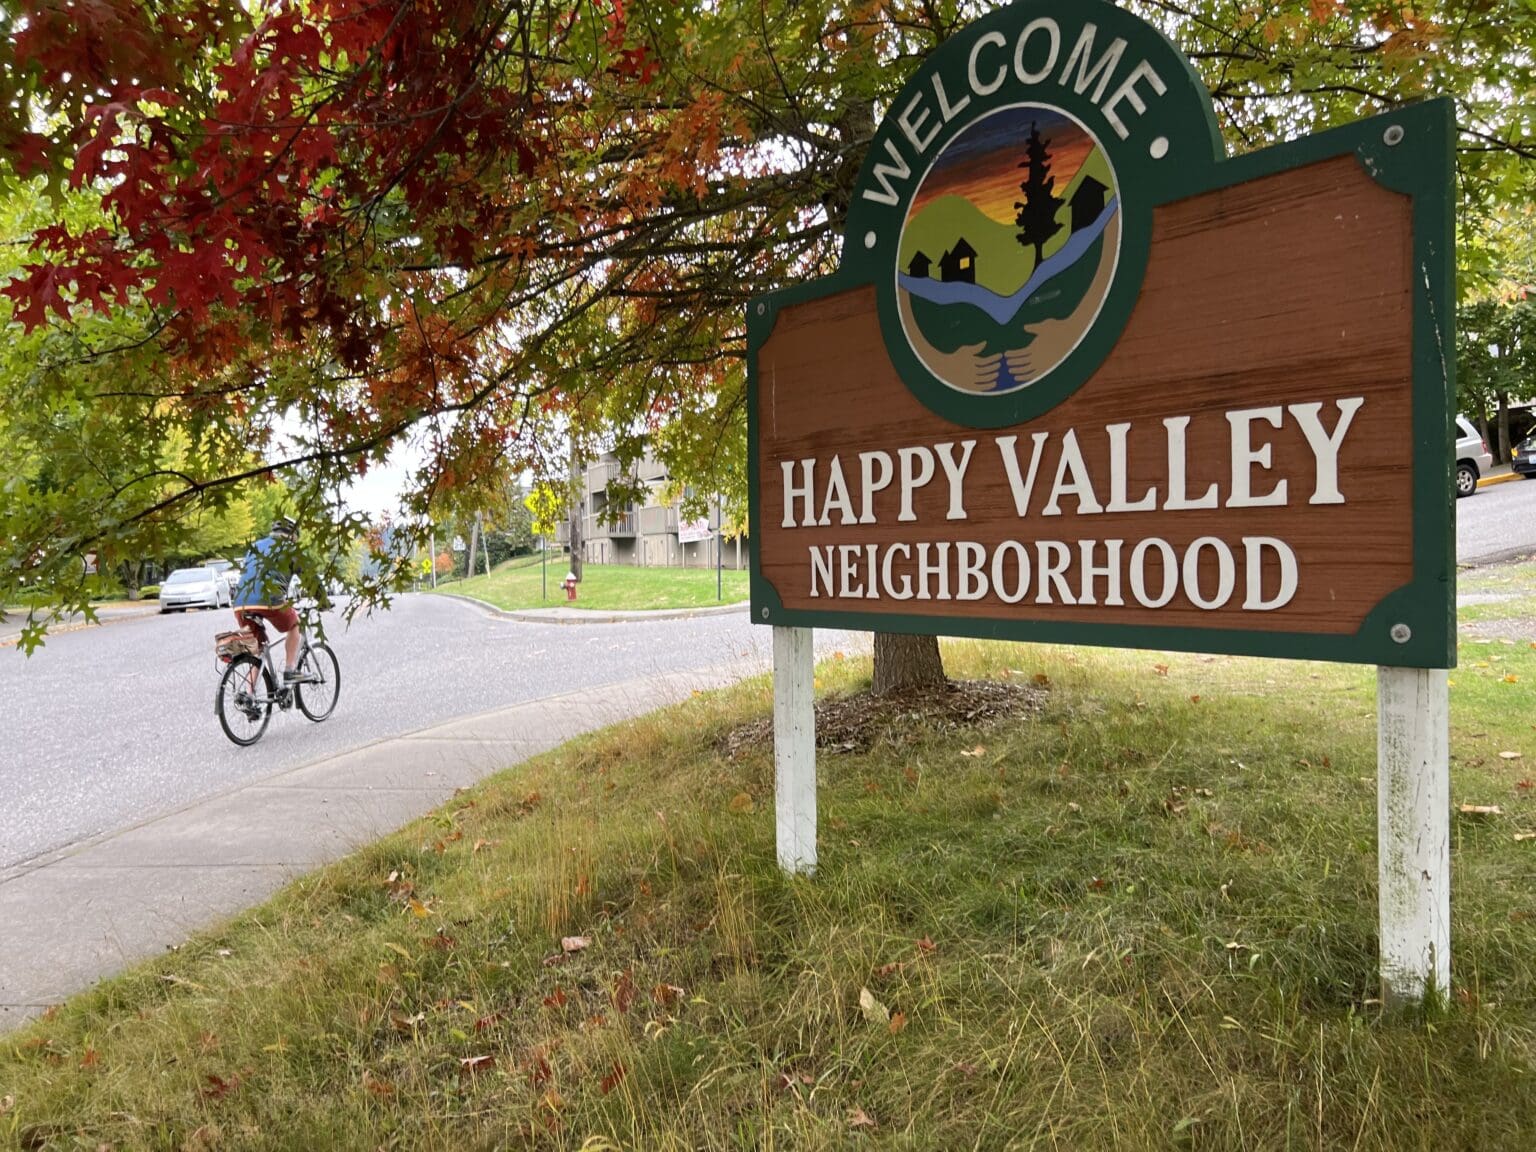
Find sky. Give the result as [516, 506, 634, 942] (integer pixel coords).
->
[910, 104, 1094, 225]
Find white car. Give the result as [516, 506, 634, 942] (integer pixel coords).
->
[1454, 415, 1494, 499]
[158, 566, 231, 612]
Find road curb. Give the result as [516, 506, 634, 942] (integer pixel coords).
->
[0, 605, 160, 649]
[1477, 471, 1522, 488]
[433, 590, 749, 625]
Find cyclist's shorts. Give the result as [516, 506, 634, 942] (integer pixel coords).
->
[237, 604, 299, 634]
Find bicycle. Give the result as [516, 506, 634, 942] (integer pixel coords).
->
[214, 618, 340, 746]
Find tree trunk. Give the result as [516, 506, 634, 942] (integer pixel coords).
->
[1497, 390, 1512, 462]
[466, 516, 480, 581]
[568, 445, 584, 581]
[871, 633, 947, 695]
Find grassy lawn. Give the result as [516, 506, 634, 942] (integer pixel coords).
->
[4, 566, 1536, 1148]
[437, 558, 748, 612]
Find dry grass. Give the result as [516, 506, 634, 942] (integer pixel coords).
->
[4, 575, 1536, 1149]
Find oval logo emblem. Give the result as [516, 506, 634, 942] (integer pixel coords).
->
[896, 102, 1120, 396]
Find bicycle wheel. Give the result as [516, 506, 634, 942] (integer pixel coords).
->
[217, 654, 274, 746]
[295, 642, 340, 722]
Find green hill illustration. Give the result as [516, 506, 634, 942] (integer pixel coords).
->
[900, 145, 1114, 297]
[900, 196, 1030, 296]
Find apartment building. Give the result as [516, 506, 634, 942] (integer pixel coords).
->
[555, 451, 747, 569]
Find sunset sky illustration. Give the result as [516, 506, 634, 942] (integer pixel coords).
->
[909, 105, 1096, 224]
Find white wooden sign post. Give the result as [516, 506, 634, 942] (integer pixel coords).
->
[1377, 665, 1452, 1005]
[773, 626, 817, 874]
[748, 0, 1457, 1006]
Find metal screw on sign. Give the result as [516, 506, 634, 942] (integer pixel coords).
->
[761, 608, 770, 620]
[1390, 623, 1412, 644]
[1383, 124, 1405, 146]
[756, 303, 766, 316]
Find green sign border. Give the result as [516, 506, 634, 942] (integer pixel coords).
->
[746, 0, 1455, 670]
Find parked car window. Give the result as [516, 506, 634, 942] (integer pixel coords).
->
[166, 568, 214, 585]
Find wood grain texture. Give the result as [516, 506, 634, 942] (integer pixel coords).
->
[756, 156, 1415, 636]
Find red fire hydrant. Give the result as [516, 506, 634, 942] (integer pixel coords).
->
[562, 572, 578, 602]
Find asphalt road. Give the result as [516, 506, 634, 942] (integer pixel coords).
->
[0, 597, 865, 870]
[1458, 475, 1536, 566]
[5, 482, 1529, 871]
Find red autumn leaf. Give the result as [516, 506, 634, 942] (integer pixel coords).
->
[600, 1061, 627, 1095]
[527, 1053, 553, 1086]
[612, 970, 637, 1014]
[915, 936, 937, 955]
[201, 1072, 240, 1100]
[459, 1054, 495, 1078]
[543, 986, 568, 1009]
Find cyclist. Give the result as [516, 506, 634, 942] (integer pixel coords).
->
[232, 517, 303, 682]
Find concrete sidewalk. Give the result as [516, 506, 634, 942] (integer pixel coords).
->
[0, 660, 758, 1031]
[0, 601, 160, 647]
[433, 589, 749, 625]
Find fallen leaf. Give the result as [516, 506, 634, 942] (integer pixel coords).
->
[653, 983, 685, 1006]
[600, 1061, 627, 1094]
[1190, 694, 1202, 704]
[201, 1072, 240, 1100]
[916, 935, 938, 955]
[1032, 673, 1050, 686]
[1153, 663, 1169, 676]
[473, 1012, 504, 1032]
[543, 987, 568, 1009]
[1505, 674, 1521, 684]
[849, 1106, 877, 1129]
[889, 1011, 908, 1034]
[389, 1010, 426, 1033]
[1459, 804, 1503, 816]
[362, 1070, 396, 1097]
[459, 1054, 495, 1078]
[407, 898, 431, 919]
[858, 987, 890, 1025]
[472, 838, 497, 853]
[728, 792, 754, 813]
[1500, 751, 1523, 761]
[560, 936, 591, 954]
[1515, 833, 1536, 843]
[612, 970, 637, 1014]
[80, 1047, 100, 1069]
[960, 745, 986, 758]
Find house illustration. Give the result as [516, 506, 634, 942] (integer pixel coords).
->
[906, 250, 932, 278]
[1070, 176, 1108, 233]
[939, 238, 976, 283]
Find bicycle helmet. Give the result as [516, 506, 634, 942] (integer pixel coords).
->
[271, 516, 298, 539]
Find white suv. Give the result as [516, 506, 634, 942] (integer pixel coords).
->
[1455, 415, 1493, 498]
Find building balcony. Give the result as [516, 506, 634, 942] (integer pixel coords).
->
[639, 505, 679, 535]
[586, 511, 637, 539]
[585, 461, 621, 493]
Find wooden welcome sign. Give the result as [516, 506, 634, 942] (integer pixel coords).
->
[747, 0, 1457, 1007]
[747, 0, 1454, 669]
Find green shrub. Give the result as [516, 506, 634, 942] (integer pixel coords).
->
[138, 584, 161, 598]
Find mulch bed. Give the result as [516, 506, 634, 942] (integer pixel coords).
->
[719, 678, 1047, 760]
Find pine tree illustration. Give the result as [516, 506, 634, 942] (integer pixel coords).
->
[1014, 122, 1065, 266]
